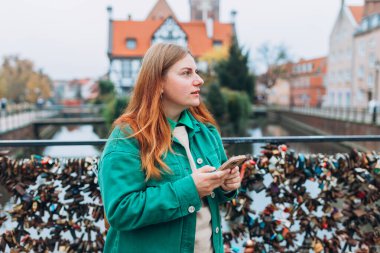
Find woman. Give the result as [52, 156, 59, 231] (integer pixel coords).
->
[99, 43, 241, 253]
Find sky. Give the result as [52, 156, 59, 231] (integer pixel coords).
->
[0, 0, 364, 80]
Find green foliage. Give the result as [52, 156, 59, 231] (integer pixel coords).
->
[221, 88, 251, 134]
[215, 37, 255, 101]
[94, 80, 115, 104]
[206, 83, 227, 124]
[99, 80, 115, 95]
[103, 96, 129, 129]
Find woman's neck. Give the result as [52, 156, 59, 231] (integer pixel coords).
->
[164, 107, 183, 122]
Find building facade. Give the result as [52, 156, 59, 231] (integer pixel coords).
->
[267, 78, 291, 107]
[352, 0, 380, 108]
[290, 57, 327, 107]
[107, 0, 233, 94]
[326, 4, 363, 108]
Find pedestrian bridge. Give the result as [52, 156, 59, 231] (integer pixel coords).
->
[0, 104, 105, 135]
[33, 117, 105, 126]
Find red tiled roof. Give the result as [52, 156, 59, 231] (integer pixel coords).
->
[181, 22, 211, 57]
[348, 5, 364, 24]
[112, 20, 162, 57]
[111, 19, 233, 58]
[213, 22, 234, 45]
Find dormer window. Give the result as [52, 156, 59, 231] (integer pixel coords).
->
[126, 38, 137, 49]
[370, 14, 379, 28]
[213, 40, 223, 47]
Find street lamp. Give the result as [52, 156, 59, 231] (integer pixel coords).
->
[373, 60, 380, 124]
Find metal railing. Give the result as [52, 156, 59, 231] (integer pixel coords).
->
[269, 105, 380, 125]
[1, 135, 380, 147]
[0, 104, 105, 134]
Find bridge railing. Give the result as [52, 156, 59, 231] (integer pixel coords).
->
[0, 104, 106, 134]
[1, 135, 380, 147]
[1, 136, 380, 252]
[269, 105, 380, 125]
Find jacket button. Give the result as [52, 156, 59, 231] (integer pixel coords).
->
[215, 227, 219, 234]
[196, 158, 203, 164]
[188, 206, 195, 213]
[210, 192, 215, 198]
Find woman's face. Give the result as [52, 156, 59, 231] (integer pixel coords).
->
[161, 54, 204, 114]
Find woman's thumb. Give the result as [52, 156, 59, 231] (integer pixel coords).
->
[197, 166, 216, 173]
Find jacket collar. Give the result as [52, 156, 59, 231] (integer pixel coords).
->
[167, 110, 200, 136]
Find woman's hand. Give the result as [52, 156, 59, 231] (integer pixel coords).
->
[221, 166, 241, 192]
[192, 166, 231, 198]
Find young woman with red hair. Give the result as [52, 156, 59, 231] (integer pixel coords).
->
[99, 43, 241, 253]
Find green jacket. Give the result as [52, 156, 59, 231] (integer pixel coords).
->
[99, 110, 236, 253]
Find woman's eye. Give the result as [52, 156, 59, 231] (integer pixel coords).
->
[183, 71, 191, 76]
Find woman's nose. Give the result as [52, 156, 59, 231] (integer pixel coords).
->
[194, 74, 204, 86]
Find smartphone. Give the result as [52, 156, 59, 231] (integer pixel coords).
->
[218, 155, 248, 171]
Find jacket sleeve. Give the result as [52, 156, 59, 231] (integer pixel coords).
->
[99, 150, 202, 232]
[207, 125, 238, 203]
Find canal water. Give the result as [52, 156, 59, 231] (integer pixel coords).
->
[42, 122, 352, 159]
[225, 118, 351, 157]
[43, 125, 101, 157]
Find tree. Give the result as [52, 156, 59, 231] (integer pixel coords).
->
[257, 42, 291, 89]
[94, 80, 115, 104]
[199, 46, 229, 85]
[0, 56, 52, 103]
[206, 83, 227, 124]
[222, 88, 251, 134]
[103, 96, 129, 128]
[215, 37, 255, 101]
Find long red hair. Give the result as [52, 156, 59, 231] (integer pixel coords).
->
[113, 43, 217, 180]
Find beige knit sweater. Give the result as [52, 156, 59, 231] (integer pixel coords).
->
[173, 126, 213, 253]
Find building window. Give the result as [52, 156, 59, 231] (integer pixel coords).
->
[361, 18, 369, 32]
[359, 41, 366, 57]
[358, 66, 364, 80]
[330, 92, 335, 106]
[368, 74, 374, 88]
[346, 92, 351, 107]
[370, 14, 379, 28]
[213, 40, 223, 47]
[338, 92, 342, 106]
[369, 53, 376, 67]
[122, 60, 132, 78]
[308, 63, 313, 72]
[126, 38, 137, 49]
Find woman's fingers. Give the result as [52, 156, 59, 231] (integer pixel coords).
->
[224, 176, 241, 184]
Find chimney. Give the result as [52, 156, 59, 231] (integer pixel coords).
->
[206, 17, 214, 38]
[107, 6, 113, 62]
[230, 10, 237, 24]
[230, 10, 237, 36]
[107, 6, 113, 20]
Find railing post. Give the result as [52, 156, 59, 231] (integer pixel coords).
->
[372, 106, 377, 125]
